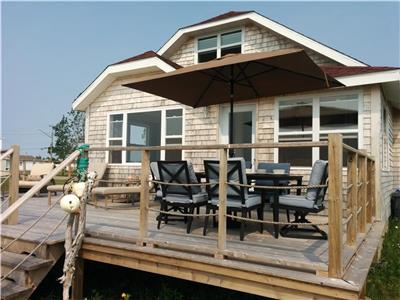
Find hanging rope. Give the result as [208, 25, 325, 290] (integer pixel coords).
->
[1, 213, 68, 281]
[148, 207, 218, 217]
[150, 180, 212, 187]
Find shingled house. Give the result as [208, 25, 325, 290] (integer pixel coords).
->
[72, 10, 399, 222]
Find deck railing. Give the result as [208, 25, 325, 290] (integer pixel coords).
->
[86, 133, 376, 279]
[1, 134, 376, 279]
[1, 145, 20, 224]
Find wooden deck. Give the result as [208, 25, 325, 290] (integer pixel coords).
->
[1, 195, 384, 300]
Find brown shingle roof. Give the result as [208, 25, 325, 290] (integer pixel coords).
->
[322, 66, 399, 77]
[112, 50, 182, 69]
[183, 11, 253, 28]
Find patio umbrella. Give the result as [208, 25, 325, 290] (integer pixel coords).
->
[124, 48, 342, 153]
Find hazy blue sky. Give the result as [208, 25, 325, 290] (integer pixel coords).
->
[2, 1, 399, 156]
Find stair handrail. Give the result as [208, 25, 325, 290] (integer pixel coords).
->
[1, 212, 68, 281]
[0, 150, 81, 224]
[0, 148, 14, 161]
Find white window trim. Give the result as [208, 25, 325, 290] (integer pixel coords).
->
[106, 106, 185, 166]
[274, 90, 364, 166]
[218, 102, 257, 170]
[195, 27, 244, 64]
[381, 103, 390, 171]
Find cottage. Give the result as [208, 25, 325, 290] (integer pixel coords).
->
[73, 10, 399, 223]
[2, 10, 399, 300]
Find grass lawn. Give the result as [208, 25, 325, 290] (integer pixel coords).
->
[367, 218, 400, 300]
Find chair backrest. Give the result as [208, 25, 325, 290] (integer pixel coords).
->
[157, 161, 200, 198]
[257, 162, 290, 174]
[150, 162, 160, 180]
[30, 163, 54, 177]
[204, 157, 247, 202]
[305, 160, 328, 206]
[88, 162, 107, 180]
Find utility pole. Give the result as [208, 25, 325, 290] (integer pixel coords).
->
[38, 126, 54, 161]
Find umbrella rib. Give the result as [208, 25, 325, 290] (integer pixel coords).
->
[234, 62, 250, 81]
[199, 70, 228, 83]
[254, 61, 333, 84]
[236, 63, 260, 98]
[237, 67, 277, 81]
[193, 73, 218, 108]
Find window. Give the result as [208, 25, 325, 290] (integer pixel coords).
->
[108, 114, 123, 163]
[277, 94, 360, 166]
[197, 30, 242, 63]
[107, 108, 183, 164]
[278, 100, 313, 166]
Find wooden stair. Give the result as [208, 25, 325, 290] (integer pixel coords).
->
[0, 237, 64, 300]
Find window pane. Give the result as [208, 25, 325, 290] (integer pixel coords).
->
[198, 36, 217, 50]
[109, 140, 122, 164]
[166, 138, 182, 144]
[126, 111, 161, 163]
[198, 50, 217, 63]
[221, 45, 241, 57]
[320, 95, 358, 131]
[166, 109, 183, 136]
[221, 30, 241, 46]
[279, 100, 312, 132]
[278, 135, 312, 167]
[109, 114, 123, 138]
[320, 133, 358, 165]
[165, 138, 182, 161]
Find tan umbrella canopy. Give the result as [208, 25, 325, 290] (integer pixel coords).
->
[124, 48, 342, 147]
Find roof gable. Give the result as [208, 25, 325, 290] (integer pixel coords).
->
[158, 11, 367, 67]
[112, 50, 182, 69]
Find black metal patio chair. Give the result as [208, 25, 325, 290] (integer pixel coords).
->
[203, 158, 264, 241]
[277, 160, 328, 239]
[157, 161, 208, 234]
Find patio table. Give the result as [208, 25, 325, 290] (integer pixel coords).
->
[246, 173, 303, 238]
[195, 171, 303, 238]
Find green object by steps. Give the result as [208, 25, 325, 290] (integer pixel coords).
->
[76, 144, 90, 182]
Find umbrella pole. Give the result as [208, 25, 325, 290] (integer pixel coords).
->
[229, 66, 235, 157]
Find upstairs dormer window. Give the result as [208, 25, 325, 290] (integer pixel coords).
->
[197, 29, 242, 63]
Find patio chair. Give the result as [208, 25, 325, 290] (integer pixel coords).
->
[150, 162, 162, 202]
[91, 163, 143, 208]
[19, 162, 54, 192]
[157, 160, 208, 234]
[254, 162, 291, 201]
[277, 160, 328, 239]
[203, 158, 264, 241]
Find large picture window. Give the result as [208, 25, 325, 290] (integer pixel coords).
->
[107, 108, 183, 164]
[197, 30, 242, 63]
[277, 93, 361, 166]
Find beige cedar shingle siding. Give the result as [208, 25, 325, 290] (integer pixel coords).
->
[243, 24, 339, 66]
[380, 99, 396, 220]
[393, 109, 400, 188]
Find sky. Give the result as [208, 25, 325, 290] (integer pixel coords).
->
[1, 1, 399, 156]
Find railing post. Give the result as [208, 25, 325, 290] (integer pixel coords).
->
[216, 147, 227, 258]
[138, 150, 150, 246]
[7, 145, 20, 225]
[370, 160, 376, 218]
[358, 155, 367, 233]
[328, 133, 343, 278]
[346, 152, 357, 246]
[366, 159, 373, 223]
